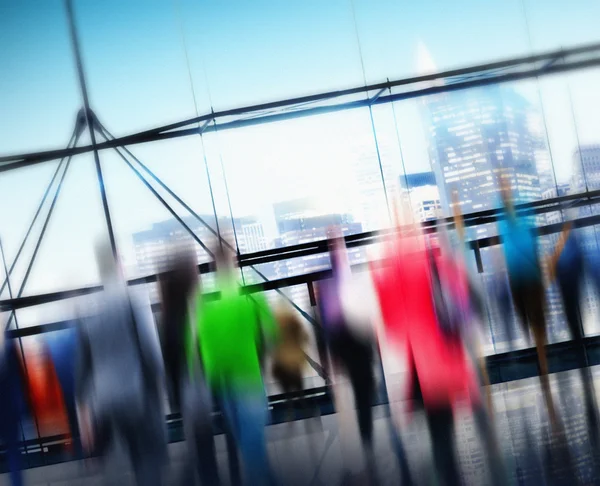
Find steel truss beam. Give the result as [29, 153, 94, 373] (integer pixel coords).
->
[2, 42, 600, 169]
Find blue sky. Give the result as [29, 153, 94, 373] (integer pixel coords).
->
[1, 0, 600, 312]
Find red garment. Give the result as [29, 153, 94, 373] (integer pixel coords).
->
[20, 345, 71, 440]
[371, 232, 479, 412]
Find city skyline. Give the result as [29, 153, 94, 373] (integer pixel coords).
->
[2, 2, 600, 335]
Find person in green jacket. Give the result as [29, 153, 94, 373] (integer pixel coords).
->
[189, 245, 278, 486]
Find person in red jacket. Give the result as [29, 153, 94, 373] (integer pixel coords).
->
[372, 218, 479, 485]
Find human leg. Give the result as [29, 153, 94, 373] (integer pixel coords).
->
[119, 409, 166, 486]
[221, 391, 273, 486]
[0, 416, 23, 486]
[527, 282, 558, 428]
[426, 406, 461, 486]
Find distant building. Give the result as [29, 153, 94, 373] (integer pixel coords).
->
[421, 83, 565, 348]
[273, 199, 363, 279]
[132, 214, 273, 301]
[352, 150, 398, 231]
[423, 85, 542, 218]
[399, 171, 437, 190]
[572, 145, 600, 192]
[408, 185, 442, 223]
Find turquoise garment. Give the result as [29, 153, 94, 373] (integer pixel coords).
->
[498, 213, 540, 282]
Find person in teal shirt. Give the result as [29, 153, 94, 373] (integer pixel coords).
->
[189, 246, 278, 486]
[498, 180, 557, 428]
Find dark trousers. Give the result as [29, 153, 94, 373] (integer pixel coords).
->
[329, 328, 375, 447]
[94, 405, 166, 486]
[179, 379, 220, 486]
[557, 272, 600, 469]
[0, 412, 23, 486]
[510, 277, 557, 424]
[427, 407, 461, 486]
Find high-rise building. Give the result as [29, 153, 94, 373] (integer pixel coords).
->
[572, 145, 600, 192]
[424, 85, 542, 218]
[273, 199, 363, 279]
[399, 172, 442, 223]
[132, 214, 273, 301]
[351, 149, 398, 231]
[271, 198, 363, 312]
[421, 82, 566, 347]
[408, 185, 442, 223]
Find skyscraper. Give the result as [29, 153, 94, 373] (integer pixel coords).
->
[424, 85, 542, 218]
[421, 82, 557, 347]
[399, 171, 442, 223]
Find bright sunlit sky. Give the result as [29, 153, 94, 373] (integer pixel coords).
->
[2, 0, 600, 302]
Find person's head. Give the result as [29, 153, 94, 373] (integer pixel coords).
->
[212, 241, 236, 281]
[95, 240, 120, 284]
[160, 245, 198, 305]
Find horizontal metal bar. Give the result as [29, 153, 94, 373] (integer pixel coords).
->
[0, 207, 597, 316]
[2, 42, 600, 169]
[6, 332, 600, 465]
[75, 40, 600, 140]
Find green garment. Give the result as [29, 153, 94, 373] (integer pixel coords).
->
[188, 273, 278, 393]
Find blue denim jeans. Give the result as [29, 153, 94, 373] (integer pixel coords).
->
[219, 390, 274, 486]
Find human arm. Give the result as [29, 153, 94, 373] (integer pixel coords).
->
[546, 223, 573, 282]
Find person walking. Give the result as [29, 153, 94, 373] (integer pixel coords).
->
[76, 242, 167, 486]
[190, 246, 278, 486]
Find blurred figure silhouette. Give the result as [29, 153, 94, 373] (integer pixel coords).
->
[0, 333, 25, 486]
[191, 245, 278, 486]
[319, 233, 378, 478]
[372, 209, 479, 486]
[46, 326, 83, 459]
[548, 222, 600, 475]
[271, 304, 308, 419]
[498, 180, 558, 428]
[23, 341, 70, 442]
[159, 246, 219, 486]
[447, 194, 509, 486]
[159, 247, 197, 414]
[75, 242, 167, 486]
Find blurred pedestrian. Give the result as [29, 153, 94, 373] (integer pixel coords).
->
[271, 304, 308, 419]
[75, 242, 167, 486]
[372, 216, 479, 486]
[159, 246, 219, 486]
[319, 235, 377, 474]
[548, 222, 600, 472]
[498, 180, 558, 428]
[191, 245, 278, 486]
[0, 332, 25, 486]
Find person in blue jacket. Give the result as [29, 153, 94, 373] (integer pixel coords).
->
[0, 332, 26, 486]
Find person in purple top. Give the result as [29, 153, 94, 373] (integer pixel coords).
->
[318, 234, 376, 473]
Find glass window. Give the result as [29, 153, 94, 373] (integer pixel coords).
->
[0, 0, 80, 155]
[353, 0, 529, 83]
[177, 0, 364, 111]
[209, 109, 385, 259]
[77, 0, 201, 136]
